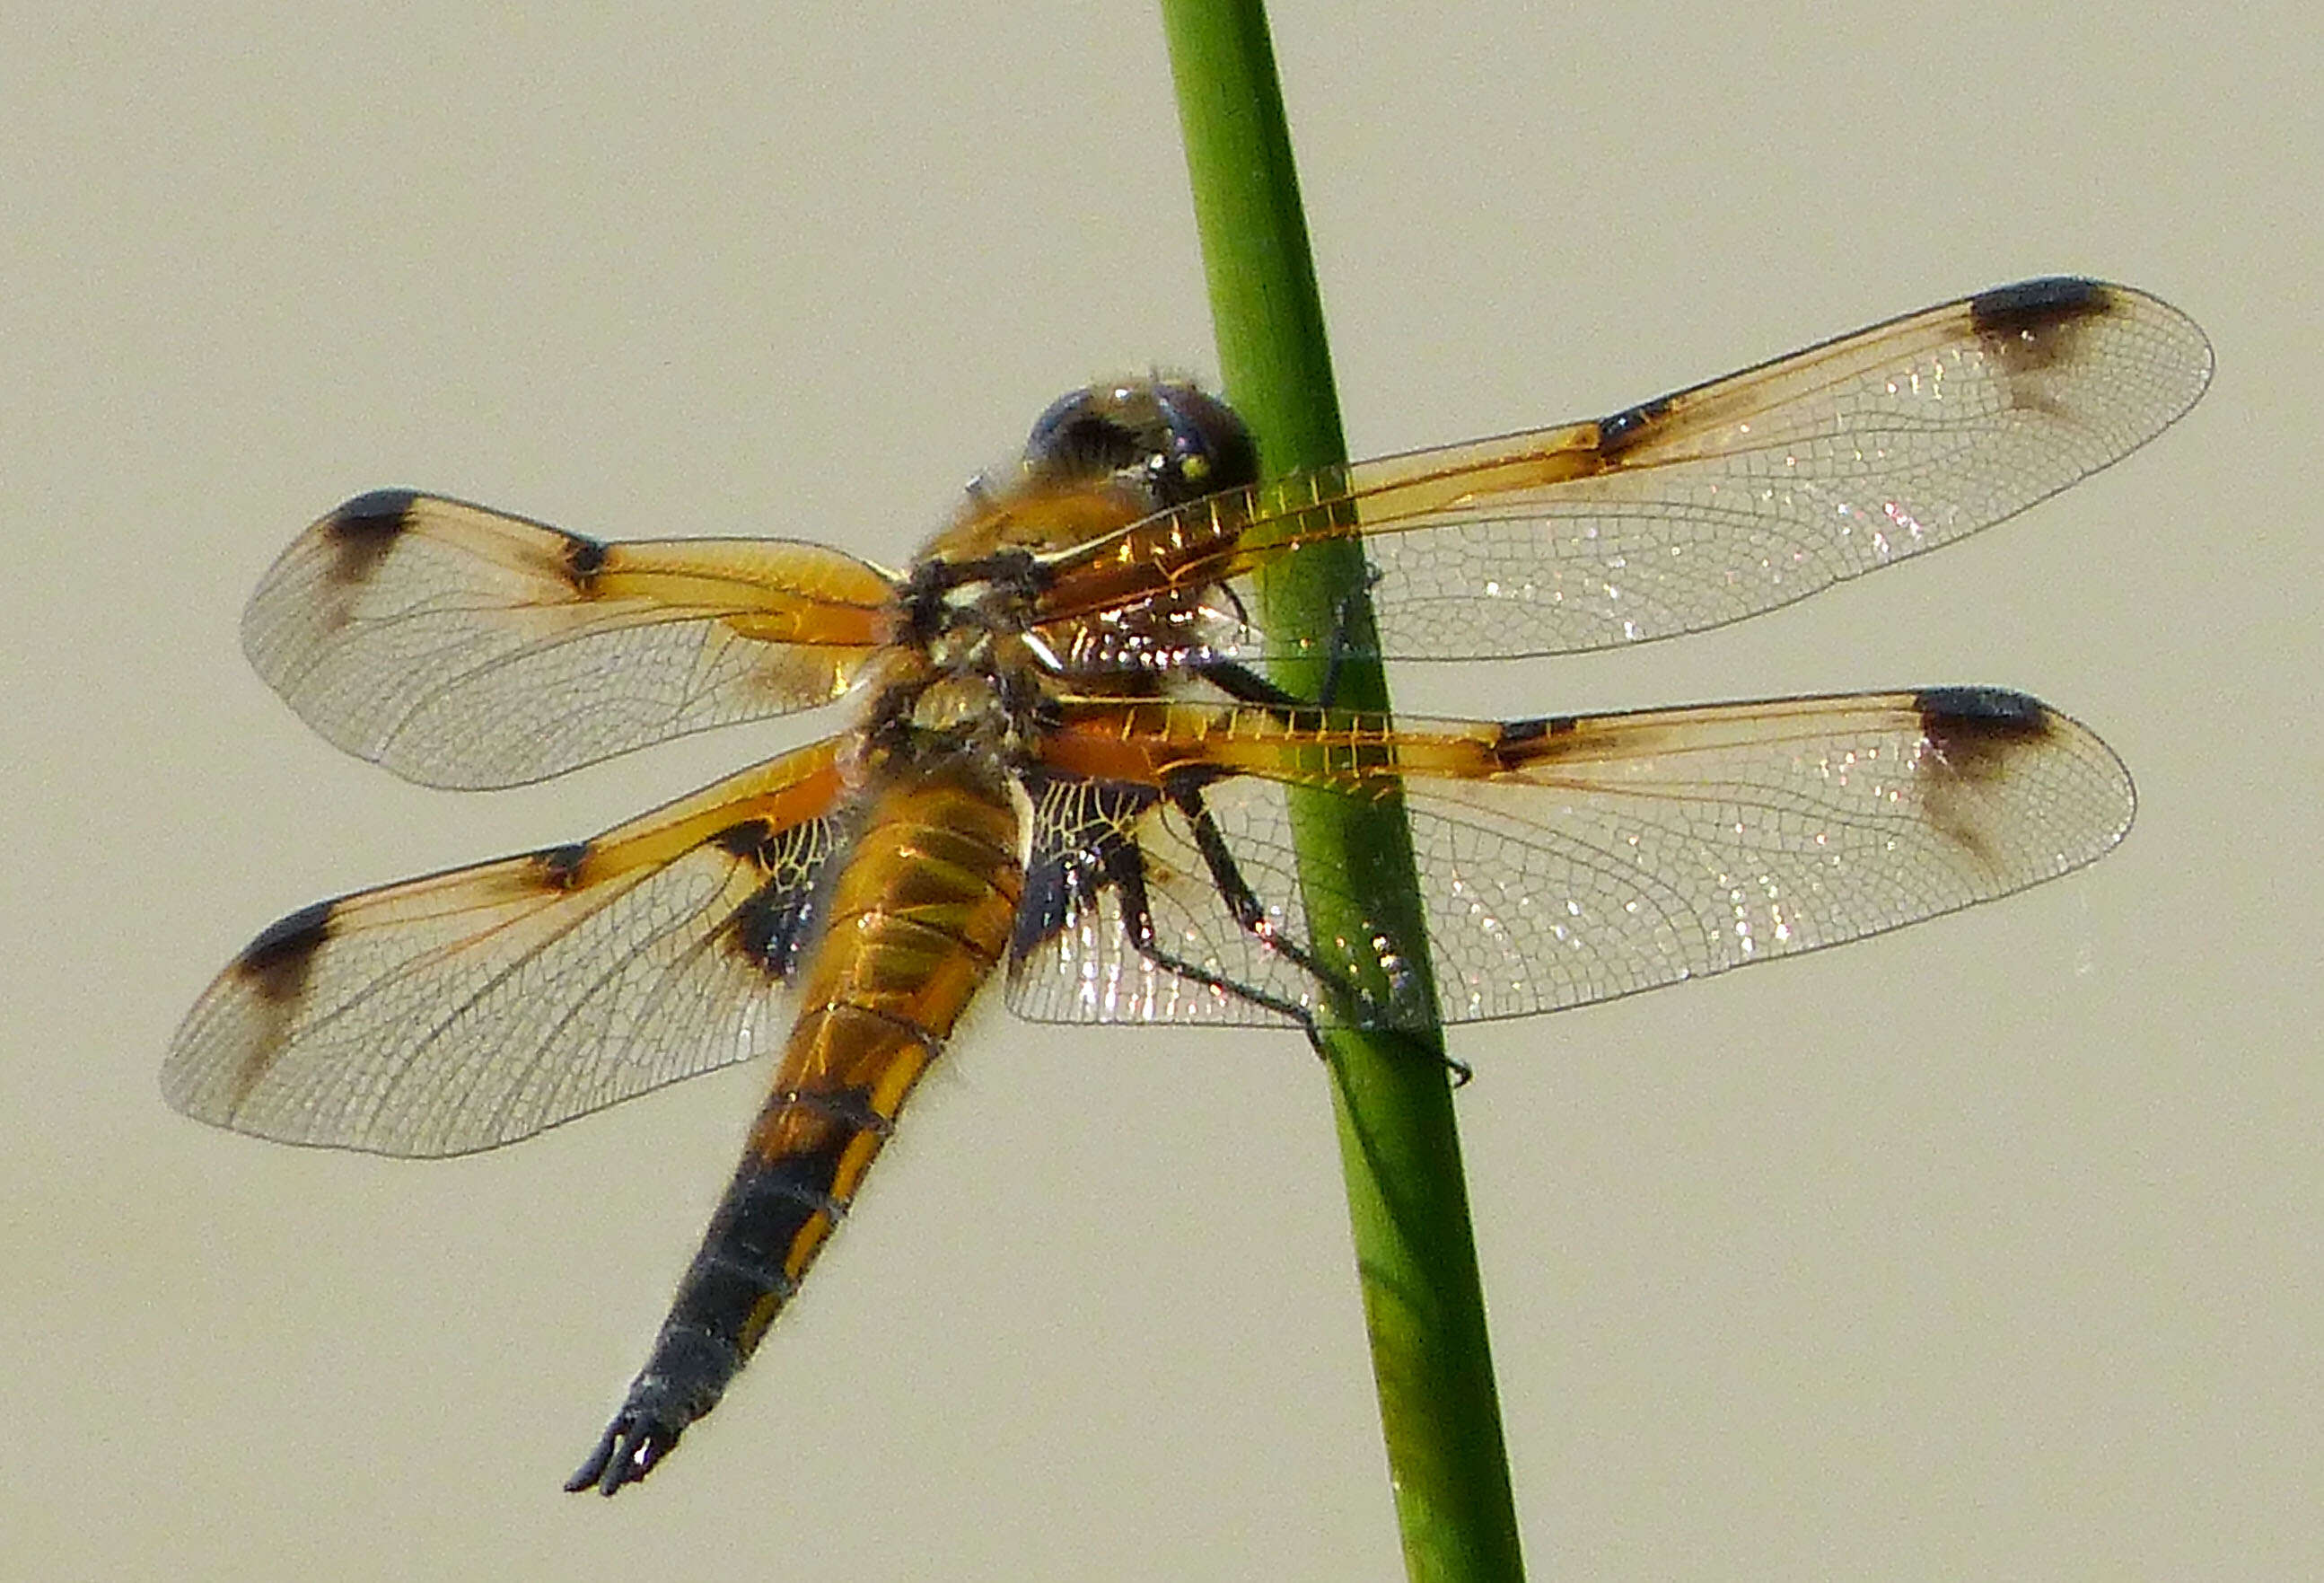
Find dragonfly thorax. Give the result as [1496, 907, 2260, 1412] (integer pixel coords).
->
[848, 629, 1052, 775]
[905, 673, 1017, 741]
[890, 546, 1047, 662]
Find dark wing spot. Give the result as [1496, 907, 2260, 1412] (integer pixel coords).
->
[561, 532, 607, 586]
[713, 814, 844, 980]
[1595, 394, 1674, 460]
[1012, 851, 1076, 962]
[1967, 277, 2111, 338]
[1969, 277, 2114, 380]
[319, 490, 421, 590]
[728, 875, 820, 981]
[1490, 714, 1577, 770]
[1916, 684, 2047, 724]
[1912, 689, 2060, 868]
[1013, 847, 1106, 963]
[711, 818, 774, 862]
[232, 899, 335, 1005]
[1010, 774, 1157, 963]
[329, 489, 420, 532]
[532, 841, 592, 890]
[1916, 686, 2052, 772]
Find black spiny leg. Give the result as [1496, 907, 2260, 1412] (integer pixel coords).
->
[1161, 776, 1469, 1082]
[1105, 815, 1327, 1036]
[1161, 776, 1376, 1044]
[1195, 658, 1309, 709]
[1304, 571, 1380, 711]
[1197, 564, 1382, 713]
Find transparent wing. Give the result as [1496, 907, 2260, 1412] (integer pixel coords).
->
[1007, 690, 2132, 1029]
[242, 490, 895, 787]
[1031, 278, 2209, 669]
[162, 739, 850, 1156]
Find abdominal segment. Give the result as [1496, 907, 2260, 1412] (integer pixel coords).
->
[570, 763, 1023, 1492]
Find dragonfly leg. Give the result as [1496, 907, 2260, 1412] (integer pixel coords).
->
[1195, 562, 1383, 711]
[1165, 776, 1472, 1085]
[1192, 657, 1307, 709]
[1101, 814, 1325, 1036]
[1163, 778, 1373, 1026]
[1309, 567, 1386, 711]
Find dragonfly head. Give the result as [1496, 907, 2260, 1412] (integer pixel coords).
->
[1022, 378, 1259, 510]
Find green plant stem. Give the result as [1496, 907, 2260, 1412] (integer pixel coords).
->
[1158, 4, 1526, 1579]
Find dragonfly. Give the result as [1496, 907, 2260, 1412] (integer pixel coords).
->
[165, 277, 2210, 1494]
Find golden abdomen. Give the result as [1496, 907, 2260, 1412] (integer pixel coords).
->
[747, 766, 1025, 1263]
[576, 757, 1025, 1490]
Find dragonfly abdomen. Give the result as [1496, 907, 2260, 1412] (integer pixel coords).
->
[569, 756, 1024, 1492]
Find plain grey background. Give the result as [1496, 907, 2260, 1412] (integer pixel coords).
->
[7, 4, 2317, 1578]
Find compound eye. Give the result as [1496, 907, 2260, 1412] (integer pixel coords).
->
[1022, 387, 1149, 482]
[1022, 380, 1260, 509]
[1146, 383, 1259, 506]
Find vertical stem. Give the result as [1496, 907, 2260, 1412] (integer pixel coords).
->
[1158, 4, 1527, 1579]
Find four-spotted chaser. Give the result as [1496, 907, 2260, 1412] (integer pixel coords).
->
[164, 277, 2210, 1493]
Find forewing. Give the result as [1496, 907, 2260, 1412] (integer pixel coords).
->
[1031, 278, 2209, 669]
[1008, 691, 2131, 1029]
[243, 490, 894, 787]
[162, 739, 851, 1156]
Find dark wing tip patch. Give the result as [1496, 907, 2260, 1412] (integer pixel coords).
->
[1905, 686, 2131, 875]
[1914, 685, 2049, 739]
[1968, 278, 2122, 382]
[329, 489, 425, 532]
[232, 899, 335, 1004]
[1913, 687, 2059, 794]
[317, 490, 423, 589]
[1966, 277, 2112, 338]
